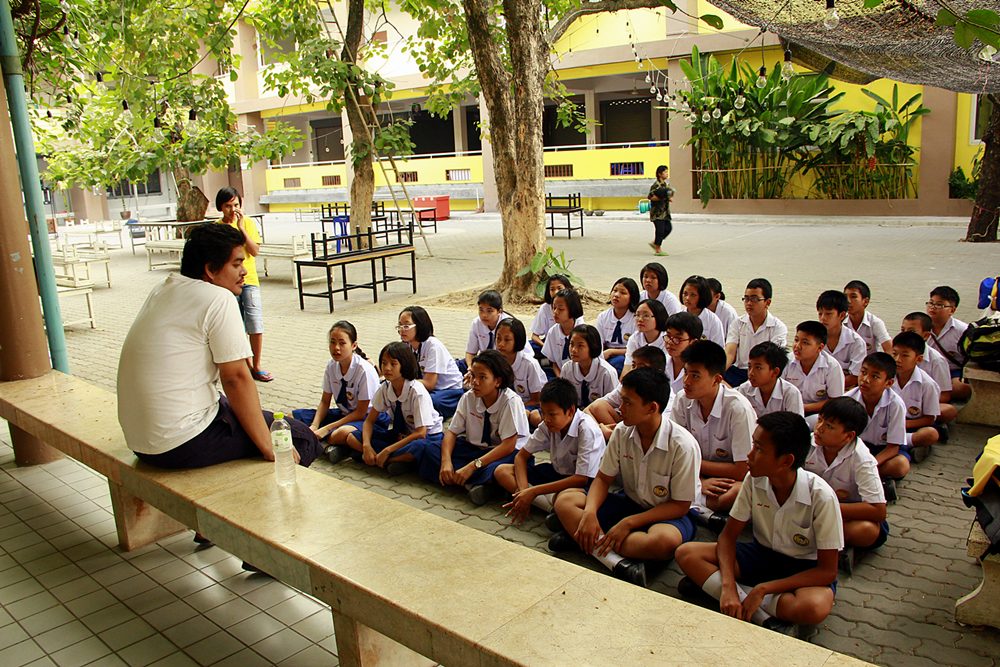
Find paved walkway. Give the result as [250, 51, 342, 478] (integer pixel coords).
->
[3, 211, 1000, 665]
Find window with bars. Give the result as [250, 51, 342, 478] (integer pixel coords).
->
[395, 171, 419, 183]
[610, 162, 644, 176]
[446, 169, 471, 181]
[322, 175, 342, 186]
[283, 178, 302, 188]
[544, 164, 574, 178]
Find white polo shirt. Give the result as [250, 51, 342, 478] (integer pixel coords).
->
[416, 337, 464, 390]
[846, 387, 907, 448]
[118, 273, 252, 455]
[640, 289, 684, 315]
[804, 438, 885, 505]
[738, 378, 805, 418]
[725, 313, 788, 370]
[730, 469, 844, 560]
[449, 388, 529, 449]
[599, 419, 701, 509]
[712, 299, 740, 338]
[696, 308, 726, 347]
[509, 353, 546, 404]
[919, 345, 952, 395]
[522, 410, 606, 478]
[560, 358, 620, 406]
[624, 330, 667, 365]
[466, 312, 512, 355]
[928, 316, 968, 371]
[531, 303, 554, 337]
[541, 323, 577, 367]
[670, 385, 756, 464]
[595, 307, 636, 350]
[829, 325, 867, 376]
[891, 366, 941, 420]
[845, 311, 891, 355]
[322, 355, 380, 414]
[665, 358, 686, 401]
[784, 350, 845, 404]
[371, 379, 443, 435]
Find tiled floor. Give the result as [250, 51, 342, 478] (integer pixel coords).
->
[0, 437, 339, 667]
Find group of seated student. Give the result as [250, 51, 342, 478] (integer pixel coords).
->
[289, 268, 971, 635]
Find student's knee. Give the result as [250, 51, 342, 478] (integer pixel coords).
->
[881, 455, 910, 479]
[329, 425, 353, 445]
[527, 410, 542, 429]
[647, 526, 683, 559]
[911, 427, 938, 447]
[555, 488, 586, 515]
[952, 379, 972, 400]
[845, 521, 880, 548]
[779, 589, 834, 625]
[344, 432, 362, 450]
[938, 403, 958, 423]
[675, 542, 717, 582]
[494, 464, 516, 491]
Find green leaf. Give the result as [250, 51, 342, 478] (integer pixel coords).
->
[954, 21, 976, 48]
[700, 14, 725, 30]
[966, 9, 1000, 26]
[935, 9, 960, 27]
[863, 0, 886, 7]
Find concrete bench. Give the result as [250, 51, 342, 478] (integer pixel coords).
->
[0, 371, 870, 666]
[956, 521, 1000, 629]
[259, 234, 310, 288]
[145, 239, 187, 270]
[958, 363, 1000, 427]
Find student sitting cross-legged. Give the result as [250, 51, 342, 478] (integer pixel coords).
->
[586, 346, 666, 441]
[549, 368, 700, 588]
[561, 324, 620, 410]
[675, 411, 843, 635]
[737, 342, 805, 418]
[816, 290, 867, 390]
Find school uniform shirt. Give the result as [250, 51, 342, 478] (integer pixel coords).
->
[560, 358, 620, 406]
[829, 325, 867, 376]
[712, 299, 740, 338]
[599, 419, 701, 509]
[670, 385, 756, 464]
[509, 353, 547, 404]
[730, 468, 844, 560]
[466, 312, 512, 355]
[891, 366, 941, 421]
[696, 308, 726, 346]
[371, 379, 443, 435]
[846, 387, 907, 448]
[322, 354, 380, 414]
[623, 330, 667, 366]
[639, 289, 684, 315]
[737, 378, 805, 418]
[448, 387, 529, 449]
[665, 359, 686, 405]
[804, 437, 885, 505]
[595, 308, 636, 349]
[541, 323, 578, 366]
[522, 409, 606, 478]
[845, 311, 891, 355]
[531, 305, 583, 338]
[415, 337, 464, 391]
[725, 313, 788, 370]
[784, 350, 845, 404]
[928, 316, 968, 371]
[919, 345, 952, 396]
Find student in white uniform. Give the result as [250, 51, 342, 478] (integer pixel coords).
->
[622, 298, 669, 377]
[680, 275, 726, 346]
[586, 347, 666, 441]
[925, 285, 971, 402]
[495, 318, 546, 410]
[816, 290, 867, 389]
[551, 368, 700, 588]
[397, 306, 465, 419]
[890, 332, 941, 450]
[463, 290, 512, 372]
[845, 353, 909, 494]
[596, 277, 639, 377]
[900, 312, 957, 425]
[561, 325, 620, 409]
[738, 342, 804, 418]
[663, 313, 702, 408]
[540, 289, 585, 379]
[843, 280, 892, 354]
[530, 274, 574, 356]
[676, 412, 843, 632]
[724, 278, 787, 388]
[707, 278, 740, 339]
[784, 321, 844, 424]
[638, 262, 683, 315]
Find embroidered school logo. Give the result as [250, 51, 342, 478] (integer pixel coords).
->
[907, 405, 920, 416]
[590, 392, 600, 401]
[516, 384, 526, 394]
[653, 485, 668, 498]
[346, 391, 355, 402]
[817, 389, 827, 398]
[793, 533, 810, 546]
[714, 448, 728, 459]
[624, 333, 631, 341]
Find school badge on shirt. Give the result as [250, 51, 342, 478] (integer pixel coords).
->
[907, 406, 920, 416]
[653, 485, 668, 497]
[714, 448, 728, 459]
[817, 389, 827, 398]
[346, 390, 355, 402]
[624, 333, 631, 341]
[793, 533, 810, 546]
[516, 384, 526, 394]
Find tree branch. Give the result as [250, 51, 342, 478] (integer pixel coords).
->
[547, 0, 680, 44]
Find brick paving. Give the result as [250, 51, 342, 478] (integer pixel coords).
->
[21, 211, 1000, 664]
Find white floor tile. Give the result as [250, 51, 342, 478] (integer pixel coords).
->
[98, 618, 157, 651]
[226, 612, 281, 646]
[182, 631, 243, 666]
[115, 634, 178, 667]
[49, 636, 111, 667]
[250, 628, 311, 664]
[35, 620, 93, 653]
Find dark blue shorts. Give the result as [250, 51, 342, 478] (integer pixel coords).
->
[416, 437, 515, 486]
[724, 366, 748, 387]
[949, 368, 962, 379]
[348, 423, 442, 457]
[525, 460, 582, 487]
[872, 520, 890, 549]
[869, 442, 912, 462]
[594, 491, 696, 543]
[734, 540, 837, 593]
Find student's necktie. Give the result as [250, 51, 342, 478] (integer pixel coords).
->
[488, 330, 495, 350]
[611, 320, 623, 345]
[336, 381, 349, 411]
[579, 380, 589, 408]
[481, 409, 492, 446]
[393, 400, 408, 434]
[562, 336, 570, 360]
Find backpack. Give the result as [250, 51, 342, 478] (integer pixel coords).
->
[978, 276, 998, 310]
[959, 315, 1000, 371]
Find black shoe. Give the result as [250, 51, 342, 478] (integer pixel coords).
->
[241, 561, 267, 575]
[547, 530, 577, 553]
[192, 532, 212, 546]
[762, 616, 799, 637]
[544, 512, 562, 533]
[911, 445, 931, 464]
[326, 446, 350, 465]
[882, 478, 898, 503]
[385, 460, 412, 476]
[838, 547, 855, 575]
[677, 576, 705, 600]
[706, 512, 728, 534]
[612, 559, 647, 587]
[934, 422, 950, 444]
[468, 484, 494, 506]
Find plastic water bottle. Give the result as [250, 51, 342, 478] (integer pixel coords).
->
[271, 412, 296, 487]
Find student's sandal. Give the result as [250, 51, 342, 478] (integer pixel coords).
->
[613, 559, 647, 588]
[385, 459, 414, 476]
[838, 547, 855, 575]
[326, 445, 351, 465]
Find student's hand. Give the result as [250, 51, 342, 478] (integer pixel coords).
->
[439, 461, 455, 485]
[596, 518, 632, 557]
[703, 477, 735, 498]
[362, 445, 377, 466]
[720, 586, 743, 619]
[503, 488, 536, 525]
[292, 447, 301, 465]
[453, 464, 474, 485]
[574, 511, 602, 554]
[375, 448, 391, 468]
[740, 585, 766, 622]
[600, 423, 615, 440]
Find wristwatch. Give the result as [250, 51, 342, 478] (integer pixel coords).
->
[474, 458, 483, 470]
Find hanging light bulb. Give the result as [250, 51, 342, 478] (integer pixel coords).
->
[645, 73, 652, 84]
[152, 116, 164, 141]
[71, 31, 80, 49]
[781, 50, 795, 81]
[656, 92, 663, 102]
[46, 110, 53, 118]
[60, 0, 70, 12]
[650, 86, 657, 94]
[687, 112, 697, 123]
[980, 45, 998, 62]
[735, 83, 746, 110]
[187, 108, 197, 128]
[121, 100, 130, 115]
[95, 71, 103, 83]
[65, 93, 72, 104]
[756, 66, 768, 89]
[824, 0, 840, 30]
[702, 110, 712, 123]
[712, 107, 721, 119]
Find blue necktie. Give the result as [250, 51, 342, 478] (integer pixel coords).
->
[579, 380, 589, 408]
[611, 320, 623, 345]
[481, 409, 492, 446]
[562, 336, 570, 360]
[393, 400, 408, 434]
[336, 381, 349, 411]
[488, 330, 495, 350]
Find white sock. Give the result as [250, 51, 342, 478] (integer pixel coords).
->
[702, 571, 723, 600]
[760, 593, 779, 617]
[736, 584, 773, 625]
[591, 536, 625, 570]
[531, 494, 554, 512]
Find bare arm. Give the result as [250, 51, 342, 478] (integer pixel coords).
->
[839, 501, 886, 523]
[218, 360, 273, 460]
[725, 342, 738, 370]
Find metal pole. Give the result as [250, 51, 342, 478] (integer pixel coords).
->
[0, 0, 69, 372]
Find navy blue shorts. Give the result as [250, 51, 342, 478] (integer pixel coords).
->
[872, 520, 890, 549]
[869, 442, 912, 462]
[348, 423, 442, 457]
[594, 491, 696, 543]
[525, 461, 571, 486]
[949, 368, 962, 379]
[734, 540, 837, 593]
[724, 366, 748, 387]
[428, 387, 464, 420]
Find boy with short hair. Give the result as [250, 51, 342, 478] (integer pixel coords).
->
[816, 290, 867, 389]
[672, 341, 756, 521]
[738, 342, 804, 418]
[784, 321, 845, 420]
[550, 368, 700, 588]
[664, 312, 703, 400]
[925, 286, 972, 402]
[890, 332, 941, 452]
[586, 346, 666, 440]
[900, 312, 957, 424]
[724, 278, 788, 387]
[843, 280, 892, 354]
[464, 290, 512, 371]
[806, 398, 887, 550]
[495, 378, 606, 524]
[675, 412, 842, 633]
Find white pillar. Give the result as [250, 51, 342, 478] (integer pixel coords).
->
[584, 90, 598, 146]
[478, 95, 498, 212]
[453, 106, 467, 153]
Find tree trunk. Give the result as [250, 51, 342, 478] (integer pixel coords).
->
[966, 95, 1000, 243]
[342, 0, 373, 239]
[174, 169, 209, 222]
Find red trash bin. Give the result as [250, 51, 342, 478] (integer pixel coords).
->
[414, 195, 450, 221]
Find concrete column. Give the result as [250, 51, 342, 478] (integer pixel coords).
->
[239, 113, 269, 215]
[453, 106, 467, 153]
[235, 20, 260, 102]
[197, 170, 230, 212]
[584, 90, 597, 146]
[69, 186, 110, 222]
[666, 59, 694, 213]
[916, 87, 956, 205]
[478, 95, 498, 212]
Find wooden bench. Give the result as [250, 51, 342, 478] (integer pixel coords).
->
[0, 371, 871, 666]
[145, 239, 187, 270]
[56, 286, 96, 329]
[958, 363, 1000, 427]
[51, 244, 112, 288]
[545, 193, 585, 238]
[258, 234, 310, 288]
[294, 225, 417, 313]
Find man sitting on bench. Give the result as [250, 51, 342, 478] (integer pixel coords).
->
[117, 223, 322, 470]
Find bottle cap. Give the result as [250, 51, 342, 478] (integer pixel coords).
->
[274, 412, 284, 420]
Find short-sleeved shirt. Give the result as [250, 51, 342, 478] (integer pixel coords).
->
[696, 308, 726, 347]
[712, 299, 740, 338]
[595, 308, 636, 349]
[804, 438, 885, 505]
[730, 469, 845, 560]
[532, 305, 583, 338]
[919, 345, 952, 395]
[599, 419, 701, 509]
[624, 330, 667, 365]
[726, 313, 788, 370]
[416, 337, 464, 390]
[449, 388, 529, 449]
[829, 325, 867, 376]
[784, 350, 845, 404]
[738, 378, 805, 418]
[522, 410, 606, 478]
[466, 312, 512, 355]
[891, 366, 941, 421]
[541, 323, 576, 367]
[845, 311, 891, 355]
[218, 217, 261, 286]
[846, 387, 907, 448]
[648, 179, 674, 221]
[665, 358, 686, 403]
[670, 385, 756, 464]
[510, 353, 546, 404]
[639, 289, 684, 315]
[118, 273, 252, 455]
[928, 316, 968, 371]
[560, 358, 620, 406]
[322, 354, 380, 414]
[371, 379, 443, 435]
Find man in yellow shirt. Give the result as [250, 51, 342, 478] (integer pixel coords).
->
[215, 187, 272, 381]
